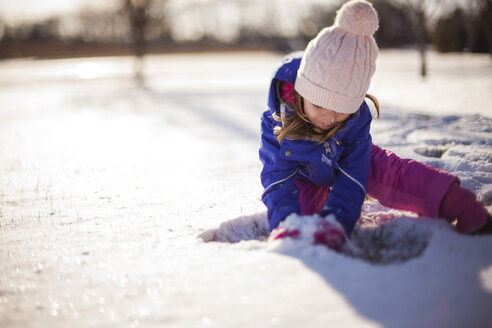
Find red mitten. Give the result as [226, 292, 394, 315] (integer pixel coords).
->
[440, 182, 488, 233]
[268, 227, 300, 241]
[313, 219, 345, 251]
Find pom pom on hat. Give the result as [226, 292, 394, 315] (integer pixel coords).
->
[335, 0, 379, 36]
[294, 0, 380, 114]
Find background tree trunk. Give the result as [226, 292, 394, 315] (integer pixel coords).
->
[124, 0, 151, 82]
[415, 9, 428, 77]
[480, 0, 492, 57]
[399, 0, 443, 78]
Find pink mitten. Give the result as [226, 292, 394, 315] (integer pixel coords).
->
[268, 227, 300, 241]
[313, 219, 345, 251]
[440, 182, 488, 234]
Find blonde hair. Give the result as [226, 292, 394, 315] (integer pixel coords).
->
[273, 89, 379, 144]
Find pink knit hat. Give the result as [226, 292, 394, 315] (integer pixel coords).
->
[294, 0, 379, 114]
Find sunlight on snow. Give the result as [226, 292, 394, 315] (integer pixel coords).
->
[74, 62, 116, 80]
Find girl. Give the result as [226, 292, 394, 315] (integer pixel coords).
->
[259, 0, 491, 250]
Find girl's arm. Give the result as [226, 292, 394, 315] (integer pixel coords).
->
[259, 110, 301, 231]
[321, 112, 372, 237]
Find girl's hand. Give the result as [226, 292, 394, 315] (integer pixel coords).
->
[313, 219, 345, 251]
[268, 227, 300, 241]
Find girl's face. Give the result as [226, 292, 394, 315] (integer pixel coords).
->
[303, 98, 350, 132]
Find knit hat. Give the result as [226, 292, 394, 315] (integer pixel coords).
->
[294, 0, 379, 114]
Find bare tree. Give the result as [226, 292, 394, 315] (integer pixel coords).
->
[124, 0, 152, 81]
[397, 0, 443, 78]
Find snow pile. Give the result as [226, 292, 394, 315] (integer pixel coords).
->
[203, 204, 434, 265]
[269, 212, 433, 265]
[345, 211, 433, 264]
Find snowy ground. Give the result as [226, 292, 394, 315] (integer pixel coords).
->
[1, 50, 491, 328]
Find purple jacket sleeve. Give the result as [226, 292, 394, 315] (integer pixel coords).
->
[259, 110, 301, 231]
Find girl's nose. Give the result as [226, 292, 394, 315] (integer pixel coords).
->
[321, 111, 336, 124]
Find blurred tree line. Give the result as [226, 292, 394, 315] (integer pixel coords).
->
[433, 0, 492, 53]
[0, 0, 491, 59]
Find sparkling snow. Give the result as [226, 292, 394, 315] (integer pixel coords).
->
[1, 50, 491, 327]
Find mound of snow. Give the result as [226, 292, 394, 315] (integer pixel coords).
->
[206, 205, 439, 264]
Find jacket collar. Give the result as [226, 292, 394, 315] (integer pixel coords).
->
[267, 53, 303, 111]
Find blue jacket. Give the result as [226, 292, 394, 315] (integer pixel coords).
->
[259, 53, 373, 237]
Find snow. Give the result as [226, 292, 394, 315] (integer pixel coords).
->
[0, 50, 491, 327]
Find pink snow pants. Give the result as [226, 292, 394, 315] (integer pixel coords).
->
[295, 144, 458, 217]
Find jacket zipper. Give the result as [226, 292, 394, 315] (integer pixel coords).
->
[337, 166, 366, 195]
